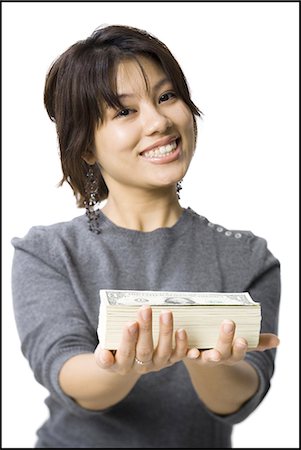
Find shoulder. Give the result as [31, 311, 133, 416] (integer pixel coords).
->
[187, 208, 279, 271]
[11, 214, 87, 263]
[187, 207, 256, 245]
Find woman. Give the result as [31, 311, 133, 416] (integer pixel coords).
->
[12, 25, 280, 448]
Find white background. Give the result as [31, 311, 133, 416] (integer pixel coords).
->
[2, 2, 299, 448]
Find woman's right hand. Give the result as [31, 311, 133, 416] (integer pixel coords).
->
[94, 306, 189, 375]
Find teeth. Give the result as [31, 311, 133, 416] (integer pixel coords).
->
[142, 140, 177, 158]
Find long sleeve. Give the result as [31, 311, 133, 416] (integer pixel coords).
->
[207, 232, 281, 425]
[11, 226, 99, 416]
[10, 209, 282, 448]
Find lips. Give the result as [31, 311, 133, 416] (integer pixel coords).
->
[139, 135, 179, 156]
[139, 139, 181, 165]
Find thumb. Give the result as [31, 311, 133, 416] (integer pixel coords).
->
[94, 344, 115, 368]
[252, 333, 280, 352]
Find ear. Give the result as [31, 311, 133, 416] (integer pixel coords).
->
[82, 150, 97, 165]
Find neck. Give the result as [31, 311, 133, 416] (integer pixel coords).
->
[101, 187, 183, 232]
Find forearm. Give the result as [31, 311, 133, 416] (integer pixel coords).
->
[184, 359, 259, 415]
[59, 353, 141, 410]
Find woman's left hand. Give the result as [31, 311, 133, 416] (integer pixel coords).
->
[186, 320, 280, 366]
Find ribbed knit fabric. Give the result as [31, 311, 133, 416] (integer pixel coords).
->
[11, 207, 281, 448]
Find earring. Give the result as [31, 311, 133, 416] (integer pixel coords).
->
[84, 166, 101, 234]
[176, 179, 183, 199]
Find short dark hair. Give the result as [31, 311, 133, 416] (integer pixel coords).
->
[44, 24, 202, 207]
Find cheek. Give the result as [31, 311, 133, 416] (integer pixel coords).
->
[175, 106, 196, 156]
[174, 104, 194, 132]
[96, 123, 138, 156]
[94, 128, 121, 161]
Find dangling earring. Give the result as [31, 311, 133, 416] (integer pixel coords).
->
[84, 166, 101, 234]
[176, 179, 183, 199]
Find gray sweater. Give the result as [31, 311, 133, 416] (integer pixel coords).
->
[11, 207, 280, 448]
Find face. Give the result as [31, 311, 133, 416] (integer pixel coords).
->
[91, 57, 196, 197]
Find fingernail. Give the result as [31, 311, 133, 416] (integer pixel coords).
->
[177, 329, 186, 340]
[187, 348, 200, 359]
[141, 306, 151, 321]
[236, 339, 247, 349]
[161, 311, 172, 325]
[223, 320, 234, 334]
[99, 351, 109, 364]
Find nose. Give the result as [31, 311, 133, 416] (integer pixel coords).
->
[141, 104, 173, 136]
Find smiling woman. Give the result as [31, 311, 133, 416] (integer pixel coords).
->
[44, 26, 200, 213]
[11, 24, 281, 449]
[87, 57, 196, 223]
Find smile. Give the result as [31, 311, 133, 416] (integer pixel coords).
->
[141, 140, 177, 158]
[139, 139, 181, 164]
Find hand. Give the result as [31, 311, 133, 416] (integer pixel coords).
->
[94, 306, 189, 374]
[186, 320, 280, 366]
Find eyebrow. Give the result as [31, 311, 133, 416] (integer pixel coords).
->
[117, 77, 171, 100]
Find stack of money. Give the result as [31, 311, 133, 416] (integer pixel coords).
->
[98, 289, 261, 350]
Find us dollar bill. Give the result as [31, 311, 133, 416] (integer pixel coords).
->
[100, 289, 258, 306]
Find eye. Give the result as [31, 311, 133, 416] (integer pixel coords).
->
[115, 108, 135, 118]
[159, 91, 176, 103]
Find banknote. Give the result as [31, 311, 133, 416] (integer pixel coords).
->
[100, 289, 258, 307]
[98, 289, 261, 349]
[97, 289, 261, 350]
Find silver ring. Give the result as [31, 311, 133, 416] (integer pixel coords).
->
[134, 357, 152, 366]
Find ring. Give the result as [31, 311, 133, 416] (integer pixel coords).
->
[134, 357, 152, 366]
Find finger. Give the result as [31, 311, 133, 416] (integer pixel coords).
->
[153, 310, 173, 365]
[186, 347, 221, 365]
[230, 338, 248, 363]
[198, 348, 221, 364]
[136, 306, 154, 363]
[215, 320, 236, 359]
[169, 328, 188, 363]
[115, 321, 138, 370]
[186, 347, 201, 360]
[251, 333, 280, 352]
[94, 344, 116, 369]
